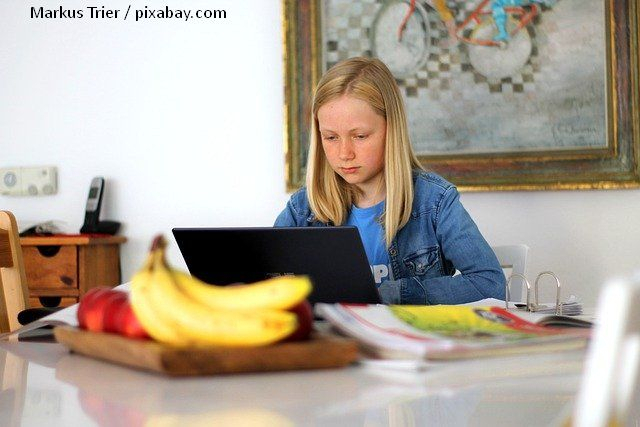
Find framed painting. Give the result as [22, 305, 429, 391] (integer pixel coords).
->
[282, 0, 639, 191]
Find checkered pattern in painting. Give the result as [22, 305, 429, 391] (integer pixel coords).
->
[323, 0, 553, 99]
[324, 0, 380, 69]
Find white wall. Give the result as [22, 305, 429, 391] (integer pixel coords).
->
[1, 0, 638, 306]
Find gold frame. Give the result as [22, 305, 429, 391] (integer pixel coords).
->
[282, 0, 639, 192]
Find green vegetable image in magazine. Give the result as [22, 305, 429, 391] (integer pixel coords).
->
[389, 305, 542, 340]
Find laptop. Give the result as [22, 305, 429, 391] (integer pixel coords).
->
[172, 226, 382, 305]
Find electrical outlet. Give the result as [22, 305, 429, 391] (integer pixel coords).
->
[0, 166, 58, 196]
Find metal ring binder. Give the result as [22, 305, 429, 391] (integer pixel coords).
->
[534, 271, 562, 315]
[505, 273, 532, 311]
[506, 271, 562, 314]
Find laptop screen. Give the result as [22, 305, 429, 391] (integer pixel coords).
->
[172, 226, 381, 305]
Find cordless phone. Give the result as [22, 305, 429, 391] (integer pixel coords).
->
[80, 177, 104, 233]
[80, 177, 120, 235]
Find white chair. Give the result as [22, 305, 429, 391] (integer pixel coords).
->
[573, 276, 640, 426]
[491, 245, 529, 303]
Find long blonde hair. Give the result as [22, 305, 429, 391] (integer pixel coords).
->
[306, 57, 422, 246]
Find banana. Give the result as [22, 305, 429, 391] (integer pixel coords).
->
[173, 271, 312, 311]
[130, 236, 298, 347]
[130, 252, 191, 346]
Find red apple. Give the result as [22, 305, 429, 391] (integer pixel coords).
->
[82, 289, 127, 332]
[113, 300, 149, 339]
[78, 287, 149, 339]
[283, 300, 314, 342]
[102, 292, 128, 333]
[77, 287, 112, 329]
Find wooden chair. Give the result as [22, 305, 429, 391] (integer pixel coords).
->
[0, 211, 29, 333]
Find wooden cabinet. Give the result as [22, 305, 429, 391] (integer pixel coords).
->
[20, 236, 126, 308]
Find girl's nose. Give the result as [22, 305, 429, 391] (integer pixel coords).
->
[338, 140, 355, 160]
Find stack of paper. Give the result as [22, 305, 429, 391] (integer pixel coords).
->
[514, 295, 583, 315]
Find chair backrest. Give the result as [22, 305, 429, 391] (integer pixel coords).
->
[491, 244, 529, 303]
[0, 211, 29, 333]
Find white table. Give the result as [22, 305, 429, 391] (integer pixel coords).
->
[0, 336, 586, 427]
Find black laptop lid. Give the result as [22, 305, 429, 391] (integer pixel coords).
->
[172, 227, 381, 305]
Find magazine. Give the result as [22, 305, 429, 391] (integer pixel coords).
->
[315, 303, 591, 360]
[463, 298, 594, 328]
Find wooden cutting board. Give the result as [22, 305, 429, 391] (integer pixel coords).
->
[54, 326, 359, 376]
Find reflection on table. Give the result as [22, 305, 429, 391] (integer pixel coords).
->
[0, 338, 586, 427]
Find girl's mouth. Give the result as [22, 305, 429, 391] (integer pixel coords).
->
[341, 167, 359, 174]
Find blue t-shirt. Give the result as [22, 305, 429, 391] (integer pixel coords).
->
[346, 201, 393, 285]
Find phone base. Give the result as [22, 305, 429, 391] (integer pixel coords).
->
[80, 220, 121, 235]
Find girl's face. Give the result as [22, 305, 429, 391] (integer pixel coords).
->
[317, 94, 386, 197]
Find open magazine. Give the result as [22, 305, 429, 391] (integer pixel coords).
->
[315, 303, 591, 360]
[464, 298, 593, 328]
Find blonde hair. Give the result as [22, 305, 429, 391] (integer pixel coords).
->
[306, 57, 423, 246]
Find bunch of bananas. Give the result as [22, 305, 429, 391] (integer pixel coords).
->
[130, 235, 312, 347]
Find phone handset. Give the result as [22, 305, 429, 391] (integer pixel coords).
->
[80, 177, 104, 233]
[80, 177, 120, 235]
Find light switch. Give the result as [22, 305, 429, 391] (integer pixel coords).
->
[0, 166, 58, 196]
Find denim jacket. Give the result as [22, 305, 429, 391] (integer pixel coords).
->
[274, 171, 506, 305]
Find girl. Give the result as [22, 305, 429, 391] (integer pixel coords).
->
[275, 57, 505, 305]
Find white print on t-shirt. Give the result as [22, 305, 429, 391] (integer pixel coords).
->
[371, 264, 389, 284]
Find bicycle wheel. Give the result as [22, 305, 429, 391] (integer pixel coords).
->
[467, 17, 532, 80]
[371, 1, 431, 78]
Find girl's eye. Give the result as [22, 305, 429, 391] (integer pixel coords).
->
[323, 135, 338, 141]
[354, 134, 367, 140]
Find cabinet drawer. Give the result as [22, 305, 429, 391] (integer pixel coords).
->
[22, 246, 78, 290]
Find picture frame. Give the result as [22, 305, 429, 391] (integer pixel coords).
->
[282, 0, 639, 191]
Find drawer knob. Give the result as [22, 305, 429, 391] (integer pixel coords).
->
[37, 245, 61, 257]
[60, 276, 74, 286]
[39, 297, 62, 307]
